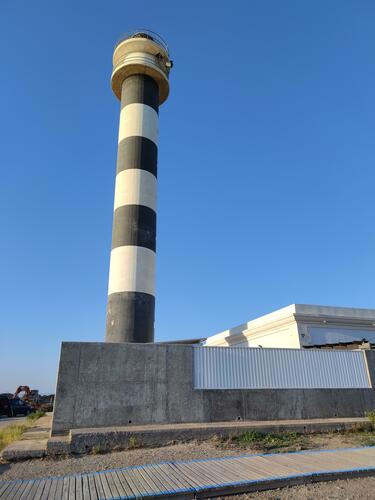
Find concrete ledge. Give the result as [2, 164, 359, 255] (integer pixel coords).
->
[46, 435, 71, 456]
[49, 417, 371, 455]
[1, 439, 47, 461]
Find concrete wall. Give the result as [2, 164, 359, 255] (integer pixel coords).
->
[51, 342, 375, 435]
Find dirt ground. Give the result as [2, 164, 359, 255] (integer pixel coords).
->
[0, 430, 374, 498]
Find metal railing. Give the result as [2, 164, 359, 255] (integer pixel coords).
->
[115, 29, 169, 55]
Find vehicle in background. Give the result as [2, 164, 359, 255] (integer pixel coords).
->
[13, 385, 54, 413]
[0, 394, 33, 417]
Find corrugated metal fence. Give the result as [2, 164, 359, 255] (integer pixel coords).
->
[194, 347, 371, 389]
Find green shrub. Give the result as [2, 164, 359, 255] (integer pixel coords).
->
[26, 410, 45, 423]
[128, 435, 137, 449]
[237, 431, 263, 445]
[263, 432, 299, 449]
[365, 410, 375, 430]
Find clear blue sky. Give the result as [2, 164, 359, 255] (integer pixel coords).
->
[1, 1, 374, 393]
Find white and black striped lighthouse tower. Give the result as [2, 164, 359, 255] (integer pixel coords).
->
[106, 31, 172, 343]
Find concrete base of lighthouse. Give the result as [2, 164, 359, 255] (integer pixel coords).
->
[51, 342, 375, 436]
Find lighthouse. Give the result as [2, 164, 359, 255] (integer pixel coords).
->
[106, 31, 172, 343]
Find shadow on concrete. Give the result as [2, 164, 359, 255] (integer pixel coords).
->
[0, 462, 11, 478]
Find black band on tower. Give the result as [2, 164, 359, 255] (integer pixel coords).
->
[106, 292, 155, 343]
[111, 204, 156, 251]
[121, 75, 159, 113]
[117, 137, 158, 176]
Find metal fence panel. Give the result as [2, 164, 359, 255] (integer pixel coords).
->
[194, 347, 371, 389]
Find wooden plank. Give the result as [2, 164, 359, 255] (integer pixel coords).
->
[103, 472, 119, 499]
[134, 466, 158, 496]
[186, 460, 226, 485]
[136, 466, 165, 496]
[290, 453, 335, 471]
[224, 457, 266, 480]
[328, 451, 375, 468]
[192, 461, 230, 486]
[236, 455, 290, 477]
[160, 463, 195, 491]
[81, 475, 90, 500]
[53, 478, 64, 500]
[252, 456, 298, 476]
[11, 481, 31, 500]
[61, 476, 70, 500]
[26, 480, 42, 499]
[122, 467, 151, 497]
[344, 453, 375, 466]
[46, 479, 58, 500]
[202, 459, 245, 483]
[142, 464, 175, 493]
[107, 471, 130, 499]
[2, 481, 17, 500]
[39, 479, 53, 500]
[93, 473, 106, 500]
[113, 470, 135, 499]
[98, 473, 114, 499]
[172, 461, 210, 486]
[170, 463, 205, 488]
[299, 453, 361, 472]
[207, 456, 251, 477]
[203, 458, 253, 482]
[18, 480, 35, 500]
[268, 454, 318, 474]
[294, 452, 357, 472]
[151, 463, 183, 492]
[351, 448, 375, 458]
[175, 461, 219, 487]
[33, 479, 48, 500]
[157, 461, 199, 492]
[0, 481, 11, 497]
[156, 463, 195, 491]
[282, 451, 374, 474]
[68, 476, 76, 499]
[167, 462, 200, 491]
[3, 481, 23, 500]
[87, 473, 99, 500]
[74, 475, 83, 500]
[16, 480, 34, 500]
[196, 460, 245, 484]
[234, 457, 284, 479]
[230, 455, 268, 473]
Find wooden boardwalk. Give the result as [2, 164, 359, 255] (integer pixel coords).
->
[1, 447, 375, 499]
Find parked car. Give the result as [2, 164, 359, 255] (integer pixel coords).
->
[0, 394, 33, 417]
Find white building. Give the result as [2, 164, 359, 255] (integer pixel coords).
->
[203, 304, 375, 349]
